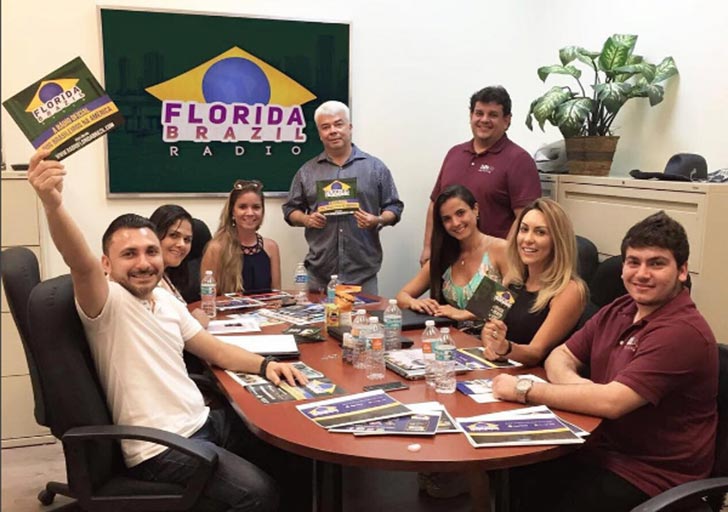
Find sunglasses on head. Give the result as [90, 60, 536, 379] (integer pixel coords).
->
[233, 179, 263, 191]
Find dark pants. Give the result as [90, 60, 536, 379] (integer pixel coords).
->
[130, 407, 313, 512]
[509, 454, 649, 512]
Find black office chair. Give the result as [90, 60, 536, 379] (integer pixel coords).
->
[588, 255, 628, 308]
[576, 235, 599, 285]
[17, 273, 217, 511]
[631, 344, 728, 512]
[1, 247, 45, 425]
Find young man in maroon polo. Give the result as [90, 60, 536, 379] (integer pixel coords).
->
[420, 86, 540, 265]
[492, 211, 718, 512]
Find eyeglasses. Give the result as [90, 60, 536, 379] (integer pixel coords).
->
[233, 179, 263, 191]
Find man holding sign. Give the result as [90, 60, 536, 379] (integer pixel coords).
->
[283, 101, 404, 295]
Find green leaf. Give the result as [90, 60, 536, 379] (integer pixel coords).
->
[599, 34, 637, 72]
[555, 98, 592, 137]
[533, 87, 572, 126]
[537, 65, 581, 82]
[559, 46, 599, 66]
[654, 56, 679, 82]
[645, 84, 665, 106]
[594, 83, 631, 112]
[613, 62, 656, 82]
[525, 98, 538, 131]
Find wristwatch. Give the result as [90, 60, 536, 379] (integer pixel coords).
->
[515, 378, 534, 404]
[259, 356, 279, 377]
[376, 215, 384, 228]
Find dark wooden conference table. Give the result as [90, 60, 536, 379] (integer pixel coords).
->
[199, 295, 601, 512]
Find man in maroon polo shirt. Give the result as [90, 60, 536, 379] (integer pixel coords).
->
[492, 211, 718, 512]
[420, 86, 540, 265]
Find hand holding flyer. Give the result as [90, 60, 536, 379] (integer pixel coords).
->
[3, 57, 124, 160]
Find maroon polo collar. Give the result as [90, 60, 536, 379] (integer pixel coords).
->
[463, 134, 510, 156]
[616, 287, 693, 327]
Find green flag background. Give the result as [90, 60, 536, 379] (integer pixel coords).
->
[100, 8, 349, 195]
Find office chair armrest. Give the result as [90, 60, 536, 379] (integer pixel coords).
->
[630, 477, 728, 512]
[62, 424, 218, 510]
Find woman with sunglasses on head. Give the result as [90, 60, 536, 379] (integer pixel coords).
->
[201, 180, 281, 294]
[150, 204, 210, 327]
[482, 198, 587, 366]
[397, 184, 507, 322]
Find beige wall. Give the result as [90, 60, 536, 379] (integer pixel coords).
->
[3, 0, 727, 298]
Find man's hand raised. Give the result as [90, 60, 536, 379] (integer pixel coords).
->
[28, 150, 65, 211]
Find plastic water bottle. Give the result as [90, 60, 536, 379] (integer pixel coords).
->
[200, 270, 217, 318]
[294, 262, 309, 304]
[326, 274, 339, 303]
[366, 317, 385, 380]
[383, 299, 403, 351]
[342, 333, 354, 364]
[421, 320, 440, 388]
[352, 310, 369, 369]
[435, 328, 456, 394]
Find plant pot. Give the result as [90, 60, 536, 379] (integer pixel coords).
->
[564, 136, 620, 176]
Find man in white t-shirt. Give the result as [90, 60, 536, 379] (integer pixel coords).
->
[28, 149, 309, 512]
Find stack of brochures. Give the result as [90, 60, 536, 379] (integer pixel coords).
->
[456, 405, 588, 448]
[226, 362, 345, 404]
[328, 401, 461, 436]
[297, 390, 413, 429]
[385, 347, 521, 380]
[258, 304, 325, 325]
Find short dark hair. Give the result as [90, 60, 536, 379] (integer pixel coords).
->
[469, 86, 512, 116]
[102, 214, 157, 255]
[620, 211, 689, 267]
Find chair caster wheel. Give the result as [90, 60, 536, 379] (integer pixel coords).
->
[38, 489, 55, 506]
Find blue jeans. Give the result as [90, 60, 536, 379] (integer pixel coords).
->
[129, 407, 301, 512]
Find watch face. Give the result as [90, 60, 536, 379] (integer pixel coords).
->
[516, 379, 533, 393]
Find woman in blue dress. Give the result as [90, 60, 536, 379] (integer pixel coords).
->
[201, 180, 281, 294]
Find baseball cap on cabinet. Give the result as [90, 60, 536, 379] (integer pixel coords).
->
[629, 153, 708, 182]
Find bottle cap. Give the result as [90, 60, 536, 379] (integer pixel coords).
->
[440, 327, 450, 334]
[369, 317, 379, 324]
[388, 299, 397, 305]
[425, 320, 435, 327]
[331, 274, 338, 279]
[357, 309, 366, 315]
[205, 270, 213, 276]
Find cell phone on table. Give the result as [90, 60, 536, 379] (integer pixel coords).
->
[363, 381, 409, 392]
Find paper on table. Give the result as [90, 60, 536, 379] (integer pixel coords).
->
[208, 318, 261, 334]
[217, 334, 299, 356]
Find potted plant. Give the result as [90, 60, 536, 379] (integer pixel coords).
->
[526, 34, 679, 175]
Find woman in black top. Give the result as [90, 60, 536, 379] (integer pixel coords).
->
[482, 198, 587, 366]
[201, 180, 281, 294]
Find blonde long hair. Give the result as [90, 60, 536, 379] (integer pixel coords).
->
[505, 198, 586, 312]
[210, 180, 265, 294]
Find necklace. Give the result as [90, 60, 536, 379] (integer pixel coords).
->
[460, 235, 490, 266]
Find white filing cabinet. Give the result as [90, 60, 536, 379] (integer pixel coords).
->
[1, 172, 53, 447]
[555, 174, 728, 343]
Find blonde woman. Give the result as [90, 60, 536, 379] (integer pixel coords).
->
[482, 198, 586, 366]
[201, 180, 281, 294]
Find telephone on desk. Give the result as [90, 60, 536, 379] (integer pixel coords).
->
[534, 140, 568, 173]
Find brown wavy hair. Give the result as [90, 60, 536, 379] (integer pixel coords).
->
[505, 198, 586, 312]
[210, 180, 264, 293]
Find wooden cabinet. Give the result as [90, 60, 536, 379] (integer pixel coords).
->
[554, 174, 728, 343]
[1, 172, 53, 447]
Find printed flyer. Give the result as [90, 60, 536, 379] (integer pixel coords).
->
[316, 178, 360, 215]
[297, 390, 411, 429]
[3, 57, 124, 160]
